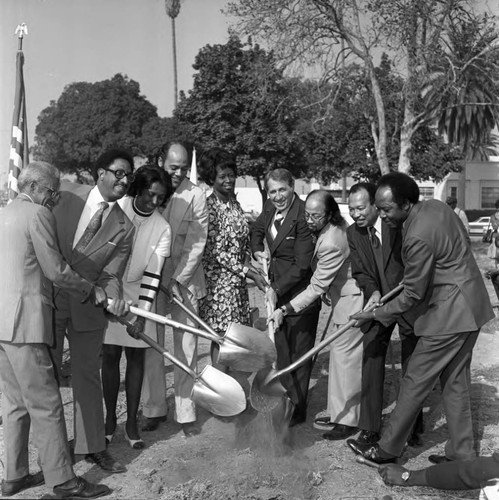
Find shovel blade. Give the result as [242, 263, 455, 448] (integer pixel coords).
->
[217, 323, 277, 371]
[191, 365, 247, 417]
[249, 366, 288, 413]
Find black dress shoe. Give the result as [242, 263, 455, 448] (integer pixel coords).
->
[357, 430, 380, 445]
[1, 471, 44, 497]
[322, 424, 358, 441]
[141, 415, 167, 432]
[407, 432, 423, 447]
[313, 416, 335, 431]
[182, 422, 201, 437]
[428, 454, 453, 464]
[53, 476, 111, 499]
[346, 439, 397, 464]
[85, 450, 126, 473]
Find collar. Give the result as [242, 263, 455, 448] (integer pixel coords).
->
[89, 185, 116, 212]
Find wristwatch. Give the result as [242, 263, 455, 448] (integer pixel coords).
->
[401, 471, 411, 482]
[279, 306, 287, 316]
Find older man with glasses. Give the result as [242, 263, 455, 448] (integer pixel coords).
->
[50, 149, 135, 474]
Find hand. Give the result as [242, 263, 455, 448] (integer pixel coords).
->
[266, 287, 278, 310]
[365, 290, 381, 309]
[321, 293, 331, 307]
[106, 298, 131, 317]
[126, 317, 145, 339]
[378, 464, 410, 486]
[254, 250, 268, 266]
[350, 310, 375, 327]
[248, 268, 268, 293]
[268, 308, 284, 329]
[85, 285, 107, 307]
[170, 280, 183, 303]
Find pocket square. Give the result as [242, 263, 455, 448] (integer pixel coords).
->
[107, 241, 117, 246]
[285, 236, 296, 240]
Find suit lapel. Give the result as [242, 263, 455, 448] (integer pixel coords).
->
[271, 196, 299, 251]
[165, 179, 193, 240]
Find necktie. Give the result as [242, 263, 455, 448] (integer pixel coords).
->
[368, 226, 380, 249]
[271, 211, 284, 239]
[74, 202, 109, 253]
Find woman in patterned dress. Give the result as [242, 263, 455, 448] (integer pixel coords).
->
[197, 148, 267, 363]
[102, 165, 172, 449]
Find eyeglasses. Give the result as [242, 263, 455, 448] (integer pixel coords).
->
[38, 183, 60, 200]
[304, 212, 326, 223]
[104, 168, 135, 181]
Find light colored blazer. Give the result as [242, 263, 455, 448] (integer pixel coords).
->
[290, 222, 362, 324]
[52, 181, 135, 331]
[0, 196, 93, 343]
[376, 200, 494, 336]
[161, 178, 208, 299]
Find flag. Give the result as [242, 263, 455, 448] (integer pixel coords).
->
[189, 147, 197, 185]
[8, 49, 29, 201]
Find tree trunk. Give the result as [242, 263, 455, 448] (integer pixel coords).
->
[398, 104, 415, 174]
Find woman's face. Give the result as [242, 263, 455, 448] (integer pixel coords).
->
[135, 181, 167, 213]
[213, 166, 236, 198]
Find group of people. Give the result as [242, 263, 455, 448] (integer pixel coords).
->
[0, 140, 497, 498]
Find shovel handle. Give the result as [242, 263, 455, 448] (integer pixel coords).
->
[115, 317, 196, 378]
[267, 284, 404, 383]
[262, 258, 276, 343]
[159, 284, 219, 338]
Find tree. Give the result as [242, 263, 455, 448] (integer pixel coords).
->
[33, 74, 158, 178]
[175, 36, 303, 198]
[226, 0, 493, 176]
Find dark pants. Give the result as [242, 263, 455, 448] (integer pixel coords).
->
[274, 307, 320, 419]
[358, 317, 423, 434]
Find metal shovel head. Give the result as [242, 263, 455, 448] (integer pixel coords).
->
[191, 365, 247, 417]
[249, 366, 287, 413]
[216, 323, 277, 372]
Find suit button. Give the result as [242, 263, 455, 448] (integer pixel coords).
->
[272, 257, 276, 262]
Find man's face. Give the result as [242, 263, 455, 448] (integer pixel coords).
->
[266, 178, 294, 212]
[304, 196, 328, 233]
[163, 144, 189, 190]
[33, 177, 60, 211]
[375, 186, 409, 227]
[348, 189, 378, 228]
[97, 158, 133, 202]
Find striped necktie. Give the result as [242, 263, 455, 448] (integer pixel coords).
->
[271, 211, 284, 239]
[74, 202, 109, 253]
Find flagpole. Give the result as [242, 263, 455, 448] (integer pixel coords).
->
[7, 23, 29, 202]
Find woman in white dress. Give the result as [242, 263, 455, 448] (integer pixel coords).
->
[102, 165, 172, 449]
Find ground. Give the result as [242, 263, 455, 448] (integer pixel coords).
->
[2, 239, 499, 500]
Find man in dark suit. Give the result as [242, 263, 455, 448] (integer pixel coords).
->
[345, 182, 422, 446]
[51, 149, 135, 474]
[250, 168, 317, 426]
[348, 172, 494, 464]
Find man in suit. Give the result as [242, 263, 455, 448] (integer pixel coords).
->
[142, 141, 208, 436]
[51, 149, 135, 473]
[251, 168, 317, 426]
[345, 182, 422, 446]
[0, 161, 123, 499]
[348, 172, 494, 464]
[269, 189, 363, 437]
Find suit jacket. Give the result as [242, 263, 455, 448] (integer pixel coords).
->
[290, 222, 361, 323]
[0, 196, 93, 343]
[161, 177, 208, 299]
[52, 181, 135, 332]
[375, 200, 494, 336]
[250, 194, 314, 308]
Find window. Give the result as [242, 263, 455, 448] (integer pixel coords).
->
[481, 187, 499, 209]
[419, 187, 434, 200]
[450, 187, 457, 198]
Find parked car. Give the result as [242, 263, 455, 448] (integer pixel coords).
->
[469, 216, 491, 236]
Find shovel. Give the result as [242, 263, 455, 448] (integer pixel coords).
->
[250, 284, 404, 412]
[116, 317, 247, 417]
[158, 284, 277, 371]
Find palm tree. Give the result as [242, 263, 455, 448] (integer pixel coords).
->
[165, 0, 183, 108]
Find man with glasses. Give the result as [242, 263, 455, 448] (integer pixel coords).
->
[51, 149, 135, 474]
[142, 141, 208, 437]
[251, 169, 316, 427]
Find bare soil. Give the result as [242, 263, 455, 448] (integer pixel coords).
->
[3, 239, 499, 500]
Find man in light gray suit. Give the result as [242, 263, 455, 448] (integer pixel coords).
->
[0, 162, 120, 499]
[141, 141, 208, 436]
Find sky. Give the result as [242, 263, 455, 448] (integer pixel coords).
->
[0, 0, 232, 183]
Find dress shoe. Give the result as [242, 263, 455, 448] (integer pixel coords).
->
[141, 415, 167, 432]
[356, 430, 380, 445]
[407, 432, 423, 447]
[125, 430, 145, 450]
[85, 449, 126, 473]
[1, 472, 44, 497]
[289, 412, 307, 428]
[428, 454, 453, 465]
[313, 415, 335, 431]
[182, 421, 201, 437]
[53, 476, 111, 499]
[346, 439, 397, 464]
[322, 424, 358, 441]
